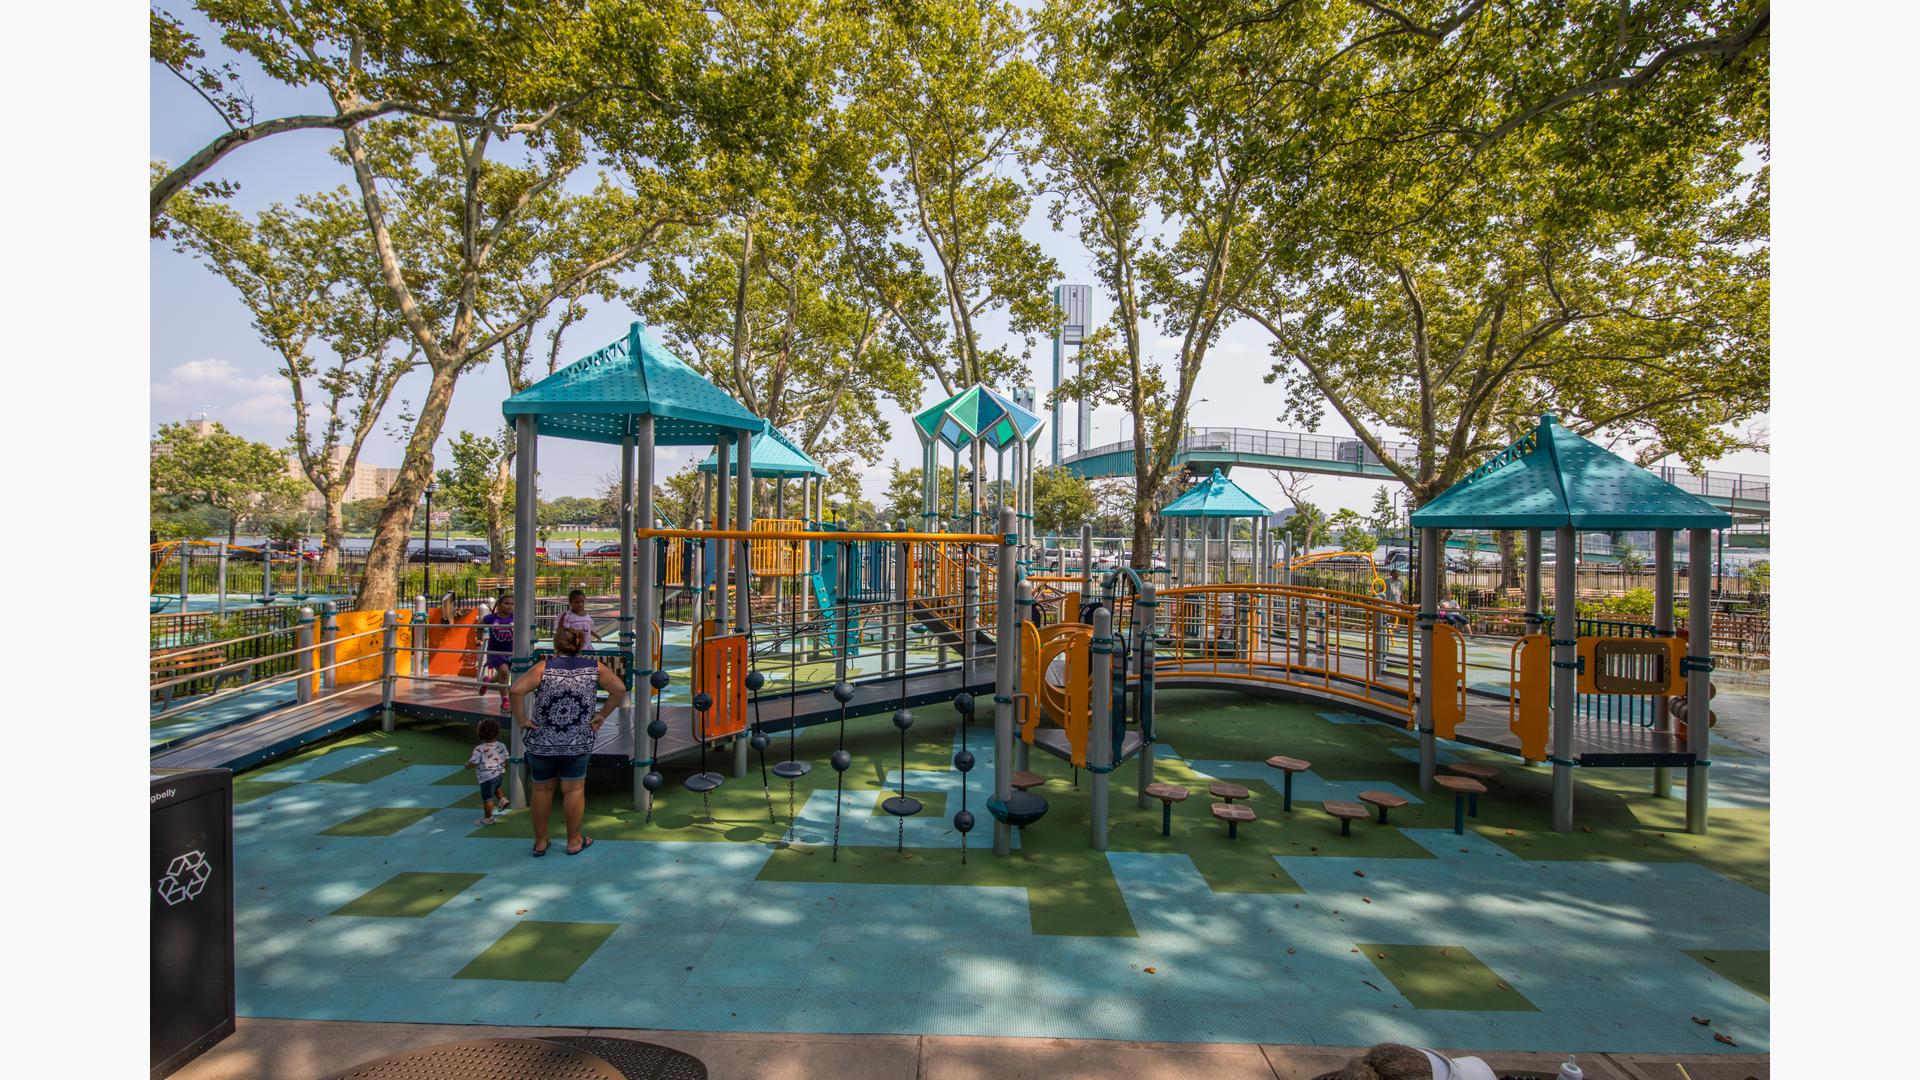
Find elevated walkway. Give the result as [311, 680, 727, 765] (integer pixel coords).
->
[1064, 427, 1769, 520]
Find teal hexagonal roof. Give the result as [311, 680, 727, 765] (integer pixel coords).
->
[913, 385, 1045, 451]
[502, 321, 764, 446]
[1161, 468, 1271, 518]
[1410, 415, 1734, 530]
[697, 423, 827, 478]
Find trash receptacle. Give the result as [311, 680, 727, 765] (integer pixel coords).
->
[151, 769, 235, 1078]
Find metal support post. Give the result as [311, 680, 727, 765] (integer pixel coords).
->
[993, 507, 1017, 857]
[320, 602, 338, 693]
[1552, 526, 1577, 832]
[509, 413, 538, 810]
[381, 611, 398, 732]
[1089, 603, 1113, 851]
[216, 542, 228, 616]
[1686, 527, 1712, 833]
[295, 607, 315, 705]
[633, 416, 656, 811]
[413, 595, 427, 685]
[715, 437, 731, 622]
[1653, 529, 1675, 798]
[1417, 529, 1438, 793]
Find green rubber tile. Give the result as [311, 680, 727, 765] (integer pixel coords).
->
[1685, 949, 1768, 1000]
[758, 842, 1137, 938]
[249, 722, 476, 781]
[311, 754, 418, 784]
[455, 920, 620, 982]
[870, 791, 946, 818]
[233, 780, 294, 804]
[332, 872, 486, 918]
[1358, 944, 1537, 1011]
[322, 807, 438, 837]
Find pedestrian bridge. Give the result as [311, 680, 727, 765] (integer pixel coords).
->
[1063, 427, 1770, 520]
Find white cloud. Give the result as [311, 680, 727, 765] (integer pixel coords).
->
[151, 357, 289, 428]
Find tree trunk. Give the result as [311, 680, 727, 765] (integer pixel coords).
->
[1496, 529, 1519, 590]
[1131, 501, 1154, 572]
[355, 365, 460, 611]
[320, 494, 346, 575]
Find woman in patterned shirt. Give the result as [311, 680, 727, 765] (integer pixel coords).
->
[508, 627, 627, 856]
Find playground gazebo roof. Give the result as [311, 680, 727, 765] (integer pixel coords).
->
[1410, 414, 1733, 531]
[697, 424, 827, 478]
[913, 385, 1046, 451]
[501, 321, 764, 445]
[1160, 468, 1271, 518]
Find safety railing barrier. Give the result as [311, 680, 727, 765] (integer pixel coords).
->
[1150, 584, 1421, 720]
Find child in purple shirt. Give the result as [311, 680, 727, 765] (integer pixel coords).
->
[479, 594, 514, 713]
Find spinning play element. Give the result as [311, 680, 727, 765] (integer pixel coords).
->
[828, 681, 855, 862]
[952, 693, 977, 864]
[684, 691, 723, 822]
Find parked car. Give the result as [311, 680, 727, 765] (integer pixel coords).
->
[454, 543, 492, 561]
[408, 546, 481, 564]
[582, 543, 625, 560]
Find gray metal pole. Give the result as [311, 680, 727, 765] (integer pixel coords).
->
[1089, 602, 1113, 851]
[1417, 528, 1438, 793]
[294, 536, 305, 598]
[634, 416, 656, 812]
[619, 432, 638, 793]
[216, 542, 228, 616]
[895, 536, 910, 676]
[835, 541, 850, 685]
[1525, 529, 1543, 617]
[1653, 529, 1675, 798]
[320, 601, 338, 693]
[1552, 525, 1577, 832]
[180, 541, 192, 607]
[993, 506, 1017, 857]
[1686, 526, 1712, 833]
[734, 428, 752, 634]
[1015, 579, 1032, 773]
[1201, 518, 1211, 584]
[381, 611, 398, 732]
[1080, 522, 1093, 602]
[715, 436, 731, 622]
[1282, 534, 1293, 587]
[295, 606, 315, 705]
[263, 542, 275, 605]
[962, 564, 977, 669]
[510, 414, 538, 810]
[1136, 582, 1157, 808]
[413, 595, 427, 686]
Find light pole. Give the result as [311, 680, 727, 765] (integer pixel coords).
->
[423, 481, 437, 601]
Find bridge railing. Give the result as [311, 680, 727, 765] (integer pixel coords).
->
[1151, 583, 1421, 721]
[1067, 428, 1769, 505]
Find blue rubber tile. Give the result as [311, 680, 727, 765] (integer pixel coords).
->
[787, 990, 925, 1034]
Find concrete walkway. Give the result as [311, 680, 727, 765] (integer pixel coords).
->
[176, 1018, 1768, 1080]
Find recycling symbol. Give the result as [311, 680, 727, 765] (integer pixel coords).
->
[157, 849, 212, 907]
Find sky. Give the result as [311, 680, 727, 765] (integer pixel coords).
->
[149, 15, 1769, 521]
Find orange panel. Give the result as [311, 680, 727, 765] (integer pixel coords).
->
[1431, 622, 1466, 740]
[1508, 635, 1550, 761]
[697, 633, 749, 740]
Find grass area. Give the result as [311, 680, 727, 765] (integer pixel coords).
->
[321, 807, 439, 837]
[233, 780, 295, 804]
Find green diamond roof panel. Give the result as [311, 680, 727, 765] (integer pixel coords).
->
[502, 321, 765, 446]
[1160, 468, 1272, 518]
[697, 424, 828, 478]
[914, 384, 1046, 451]
[1410, 415, 1733, 530]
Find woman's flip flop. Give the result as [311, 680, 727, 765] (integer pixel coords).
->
[531, 844, 549, 857]
[566, 837, 594, 856]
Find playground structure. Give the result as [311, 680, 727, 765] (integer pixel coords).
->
[151, 323, 1735, 842]
[150, 539, 318, 612]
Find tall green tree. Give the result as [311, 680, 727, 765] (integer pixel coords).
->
[434, 431, 514, 570]
[151, 422, 306, 544]
[1031, 466, 1098, 535]
[1230, 0, 1770, 505]
[164, 183, 417, 572]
